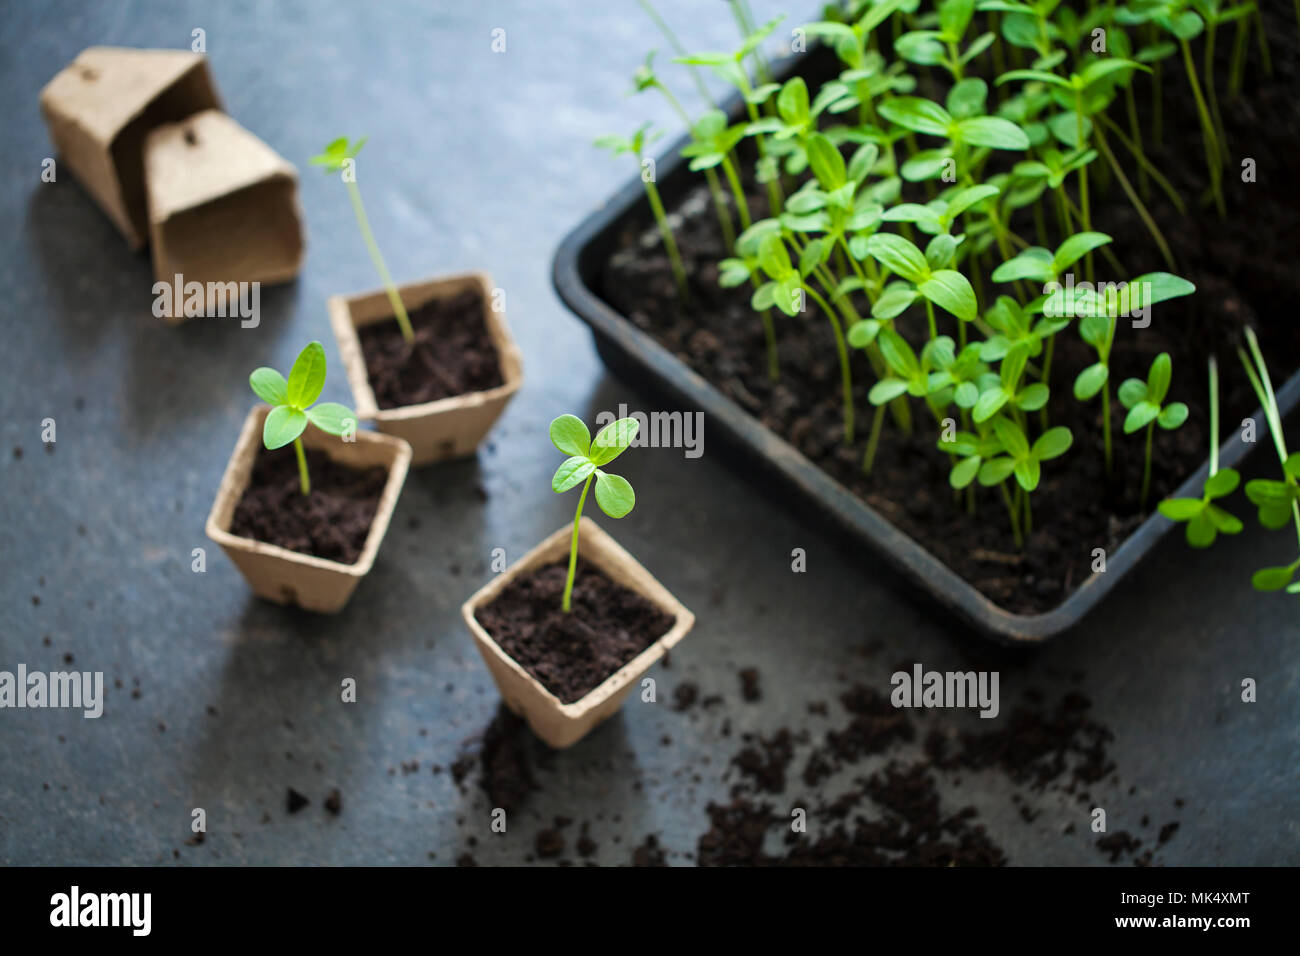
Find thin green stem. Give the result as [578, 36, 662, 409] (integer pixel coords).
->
[656, 82, 736, 250]
[1209, 355, 1221, 475]
[562, 475, 594, 613]
[1229, 15, 1249, 99]
[862, 402, 885, 475]
[1102, 372, 1114, 474]
[720, 156, 752, 231]
[643, 177, 689, 301]
[293, 437, 310, 496]
[1141, 420, 1155, 510]
[805, 284, 856, 444]
[1124, 82, 1149, 201]
[1095, 114, 1187, 215]
[346, 179, 413, 343]
[637, 0, 715, 105]
[1000, 481, 1023, 549]
[1204, 24, 1229, 166]
[1093, 122, 1177, 271]
[1074, 97, 1094, 284]
[1181, 39, 1226, 217]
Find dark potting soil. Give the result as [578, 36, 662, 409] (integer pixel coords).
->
[229, 446, 387, 565]
[357, 286, 504, 410]
[447, 666, 1175, 866]
[596, 4, 1300, 614]
[474, 560, 677, 704]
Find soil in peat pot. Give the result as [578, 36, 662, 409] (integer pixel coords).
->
[597, 0, 1300, 614]
[474, 560, 677, 704]
[230, 446, 387, 564]
[358, 286, 504, 410]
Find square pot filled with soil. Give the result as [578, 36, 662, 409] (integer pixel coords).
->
[329, 272, 522, 466]
[205, 405, 411, 613]
[461, 517, 694, 749]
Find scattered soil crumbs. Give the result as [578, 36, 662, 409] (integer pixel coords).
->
[324, 789, 342, 815]
[739, 667, 762, 702]
[286, 788, 309, 814]
[474, 560, 676, 703]
[357, 286, 504, 410]
[632, 835, 668, 867]
[231, 446, 386, 564]
[447, 669, 1178, 866]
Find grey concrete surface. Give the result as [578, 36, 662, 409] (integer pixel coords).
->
[0, 0, 1295, 866]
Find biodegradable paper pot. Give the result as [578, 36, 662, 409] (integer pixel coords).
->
[39, 46, 222, 249]
[204, 405, 411, 613]
[144, 109, 304, 305]
[461, 517, 695, 749]
[329, 272, 523, 466]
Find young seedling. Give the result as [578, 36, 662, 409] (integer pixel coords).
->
[249, 342, 356, 496]
[975, 417, 1073, 547]
[1118, 351, 1189, 510]
[753, 231, 857, 443]
[631, 50, 736, 251]
[550, 414, 640, 613]
[1067, 272, 1195, 474]
[1158, 357, 1242, 547]
[1238, 328, 1300, 596]
[310, 137, 414, 344]
[595, 124, 689, 301]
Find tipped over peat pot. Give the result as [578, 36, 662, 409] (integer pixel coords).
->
[552, 49, 1300, 644]
[329, 271, 523, 466]
[462, 518, 695, 748]
[205, 405, 412, 613]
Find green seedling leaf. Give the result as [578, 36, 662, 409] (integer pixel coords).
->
[306, 402, 355, 437]
[590, 418, 640, 466]
[918, 270, 977, 322]
[1244, 479, 1300, 530]
[1252, 564, 1297, 592]
[871, 285, 920, 320]
[549, 414, 591, 457]
[807, 133, 848, 190]
[956, 116, 1029, 149]
[594, 471, 636, 518]
[309, 136, 367, 170]
[249, 367, 289, 406]
[1158, 462, 1243, 548]
[878, 96, 953, 136]
[864, 233, 929, 283]
[1052, 232, 1112, 273]
[848, 319, 882, 349]
[1074, 362, 1109, 400]
[287, 341, 328, 408]
[263, 405, 308, 451]
[552, 456, 596, 493]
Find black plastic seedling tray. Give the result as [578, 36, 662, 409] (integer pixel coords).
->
[551, 56, 1300, 644]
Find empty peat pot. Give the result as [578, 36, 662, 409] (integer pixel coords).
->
[461, 517, 695, 749]
[205, 405, 411, 613]
[144, 109, 305, 304]
[39, 46, 222, 249]
[329, 272, 522, 466]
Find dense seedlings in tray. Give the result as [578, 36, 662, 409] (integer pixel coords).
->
[595, 0, 1298, 578]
